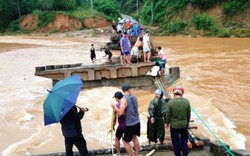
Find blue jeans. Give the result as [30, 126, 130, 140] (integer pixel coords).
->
[170, 127, 189, 156]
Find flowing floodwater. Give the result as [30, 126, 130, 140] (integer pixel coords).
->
[0, 35, 249, 155]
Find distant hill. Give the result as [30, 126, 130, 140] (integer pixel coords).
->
[0, 0, 119, 33]
[1, 0, 249, 37]
[137, 0, 250, 37]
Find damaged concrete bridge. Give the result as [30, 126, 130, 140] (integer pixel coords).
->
[35, 62, 180, 89]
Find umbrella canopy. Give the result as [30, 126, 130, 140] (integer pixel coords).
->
[43, 75, 83, 126]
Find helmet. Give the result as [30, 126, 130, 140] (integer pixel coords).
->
[155, 89, 163, 95]
[173, 86, 184, 95]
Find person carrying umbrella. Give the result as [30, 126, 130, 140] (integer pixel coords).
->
[60, 105, 89, 156]
[43, 75, 89, 156]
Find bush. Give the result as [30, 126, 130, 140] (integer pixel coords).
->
[217, 29, 231, 37]
[231, 28, 250, 37]
[165, 21, 187, 35]
[9, 20, 20, 31]
[223, 0, 250, 16]
[49, 28, 59, 34]
[192, 13, 216, 31]
[190, 0, 226, 10]
[33, 10, 56, 27]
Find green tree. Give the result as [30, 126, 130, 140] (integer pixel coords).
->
[0, 0, 21, 31]
[54, 0, 77, 11]
[93, 0, 119, 20]
[116, 0, 144, 15]
[223, 0, 250, 16]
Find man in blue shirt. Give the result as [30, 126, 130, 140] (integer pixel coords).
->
[120, 32, 131, 64]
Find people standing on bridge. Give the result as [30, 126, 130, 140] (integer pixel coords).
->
[112, 21, 117, 34]
[125, 20, 131, 30]
[60, 105, 89, 156]
[143, 31, 152, 62]
[111, 91, 126, 156]
[120, 32, 131, 64]
[156, 46, 167, 75]
[147, 89, 167, 145]
[102, 47, 113, 62]
[112, 84, 141, 156]
[132, 22, 139, 38]
[90, 44, 96, 64]
[117, 22, 123, 34]
[131, 36, 143, 63]
[165, 86, 191, 156]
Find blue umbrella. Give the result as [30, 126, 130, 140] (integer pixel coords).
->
[43, 75, 83, 126]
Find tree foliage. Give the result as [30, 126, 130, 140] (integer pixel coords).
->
[190, 0, 226, 10]
[223, 0, 250, 16]
[0, 0, 21, 32]
[0, 0, 249, 33]
[141, 0, 188, 24]
[192, 13, 217, 31]
[115, 0, 144, 14]
[92, 0, 119, 20]
[0, 0, 82, 31]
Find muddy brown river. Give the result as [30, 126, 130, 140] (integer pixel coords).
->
[0, 35, 249, 155]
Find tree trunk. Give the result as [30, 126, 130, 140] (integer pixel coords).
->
[16, 0, 21, 17]
[151, 0, 154, 24]
[90, 0, 93, 8]
[137, 0, 139, 15]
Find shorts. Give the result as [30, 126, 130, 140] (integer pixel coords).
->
[90, 54, 96, 60]
[115, 128, 124, 140]
[143, 45, 150, 52]
[120, 51, 124, 56]
[123, 122, 140, 142]
[131, 47, 139, 56]
[124, 51, 130, 56]
[160, 59, 167, 69]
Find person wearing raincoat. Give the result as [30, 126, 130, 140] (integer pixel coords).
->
[147, 89, 167, 145]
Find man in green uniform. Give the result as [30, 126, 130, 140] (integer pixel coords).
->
[147, 89, 167, 145]
[165, 86, 191, 156]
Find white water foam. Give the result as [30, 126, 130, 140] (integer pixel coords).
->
[1, 126, 53, 156]
[186, 94, 246, 150]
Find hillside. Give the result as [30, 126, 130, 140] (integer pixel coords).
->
[0, 0, 119, 33]
[18, 11, 110, 33]
[138, 0, 250, 37]
[0, 0, 249, 37]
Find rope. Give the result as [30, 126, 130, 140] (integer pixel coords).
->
[152, 60, 234, 155]
[163, 71, 235, 156]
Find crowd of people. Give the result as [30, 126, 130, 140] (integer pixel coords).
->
[110, 85, 191, 156]
[61, 18, 189, 156]
[89, 18, 167, 73]
[112, 18, 143, 38]
[60, 84, 191, 156]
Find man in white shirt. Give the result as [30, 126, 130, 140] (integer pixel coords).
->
[143, 31, 152, 62]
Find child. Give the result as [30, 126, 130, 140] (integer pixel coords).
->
[90, 44, 96, 64]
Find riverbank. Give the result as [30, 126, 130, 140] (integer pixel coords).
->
[1, 25, 249, 39]
[0, 34, 250, 155]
